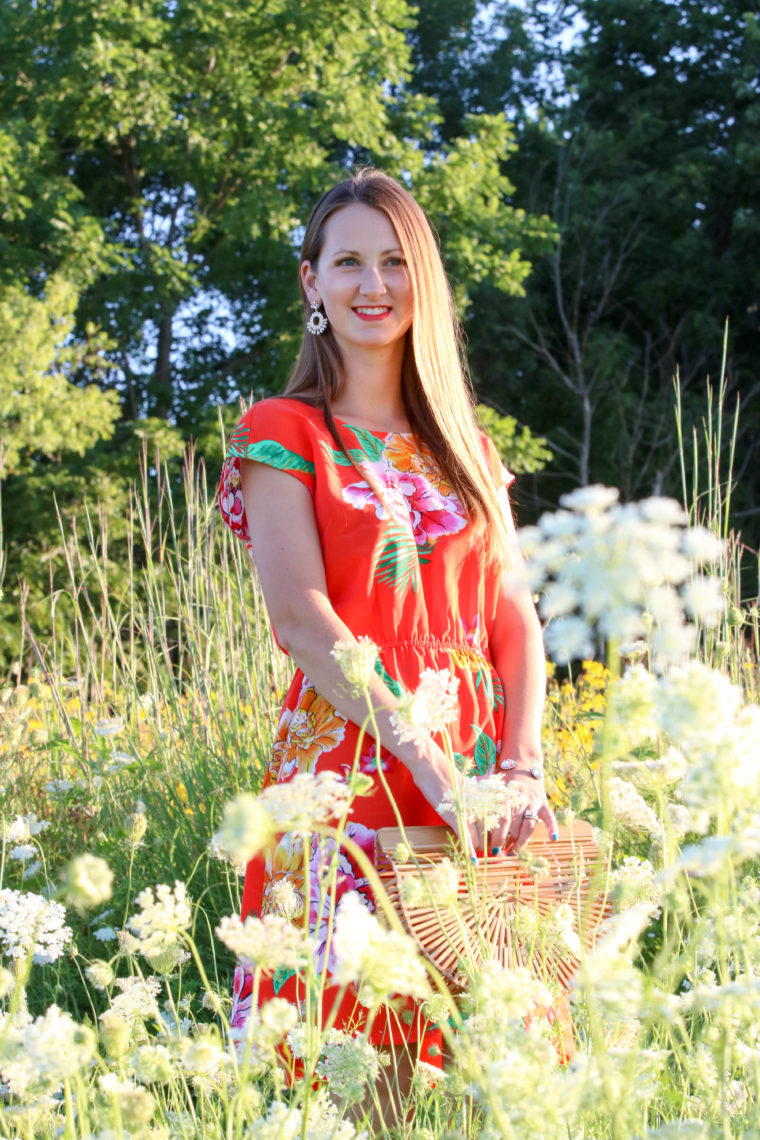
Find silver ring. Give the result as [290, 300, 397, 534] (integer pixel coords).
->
[523, 807, 537, 821]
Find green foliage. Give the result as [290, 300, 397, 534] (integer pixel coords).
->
[0, 0, 548, 427]
[475, 403, 552, 475]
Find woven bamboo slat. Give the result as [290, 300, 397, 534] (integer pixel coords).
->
[376, 821, 610, 991]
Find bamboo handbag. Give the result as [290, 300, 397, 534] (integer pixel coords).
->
[376, 821, 611, 991]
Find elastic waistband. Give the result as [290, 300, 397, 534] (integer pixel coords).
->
[377, 636, 489, 661]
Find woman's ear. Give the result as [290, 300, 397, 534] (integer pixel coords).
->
[301, 260, 318, 303]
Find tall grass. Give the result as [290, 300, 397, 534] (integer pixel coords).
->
[1, 383, 760, 1138]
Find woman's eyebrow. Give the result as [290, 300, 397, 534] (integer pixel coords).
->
[331, 248, 403, 256]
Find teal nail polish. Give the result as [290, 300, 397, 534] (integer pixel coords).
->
[491, 846, 499, 856]
[551, 832, 559, 841]
[470, 856, 477, 864]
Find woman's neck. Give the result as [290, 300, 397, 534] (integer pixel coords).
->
[330, 346, 408, 428]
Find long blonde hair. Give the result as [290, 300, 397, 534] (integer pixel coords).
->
[285, 168, 511, 567]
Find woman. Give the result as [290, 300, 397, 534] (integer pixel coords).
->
[218, 168, 557, 1084]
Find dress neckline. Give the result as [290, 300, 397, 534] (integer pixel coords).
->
[335, 417, 414, 439]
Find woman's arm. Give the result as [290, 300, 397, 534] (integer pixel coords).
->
[240, 459, 479, 855]
[487, 496, 558, 851]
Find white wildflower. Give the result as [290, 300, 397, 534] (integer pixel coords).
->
[332, 891, 430, 1003]
[9, 845, 35, 862]
[105, 975, 162, 1025]
[681, 525, 723, 563]
[130, 1042, 175, 1085]
[208, 833, 247, 875]
[463, 960, 553, 1021]
[85, 960, 115, 990]
[439, 774, 522, 832]
[124, 809, 147, 846]
[609, 856, 663, 911]
[215, 913, 314, 972]
[0, 1004, 97, 1099]
[403, 858, 459, 909]
[44, 779, 74, 794]
[543, 616, 594, 665]
[93, 717, 125, 737]
[127, 882, 191, 961]
[331, 636, 380, 692]
[605, 665, 658, 758]
[246, 1101, 303, 1140]
[180, 1030, 227, 1080]
[0, 889, 72, 964]
[316, 1028, 386, 1101]
[561, 485, 621, 513]
[3, 817, 30, 844]
[267, 877, 304, 920]
[608, 777, 661, 836]
[94, 925, 119, 942]
[22, 860, 43, 880]
[655, 661, 742, 754]
[211, 793, 274, 863]
[61, 853, 114, 912]
[252, 997, 298, 1049]
[391, 668, 459, 746]
[520, 489, 726, 666]
[260, 770, 353, 830]
[681, 574, 725, 625]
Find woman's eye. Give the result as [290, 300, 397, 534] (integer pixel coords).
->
[337, 257, 358, 267]
[386, 257, 405, 267]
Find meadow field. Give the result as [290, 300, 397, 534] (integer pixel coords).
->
[2, 399, 760, 1140]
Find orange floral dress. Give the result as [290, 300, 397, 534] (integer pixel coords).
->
[218, 396, 513, 1062]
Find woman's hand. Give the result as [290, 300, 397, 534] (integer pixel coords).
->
[403, 738, 481, 860]
[488, 766, 558, 854]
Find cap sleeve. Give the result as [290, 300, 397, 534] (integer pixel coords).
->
[218, 399, 316, 557]
[479, 431, 515, 491]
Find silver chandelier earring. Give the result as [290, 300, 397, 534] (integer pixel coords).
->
[306, 300, 328, 336]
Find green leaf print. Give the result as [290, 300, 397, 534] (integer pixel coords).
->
[375, 525, 432, 596]
[374, 657, 403, 699]
[472, 729, 497, 775]
[234, 439, 316, 476]
[492, 676, 504, 710]
[272, 966, 295, 995]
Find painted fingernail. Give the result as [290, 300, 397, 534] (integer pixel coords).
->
[551, 832, 559, 841]
[471, 856, 477, 864]
[491, 846, 500, 856]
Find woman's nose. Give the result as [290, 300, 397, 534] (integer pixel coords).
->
[359, 264, 386, 295]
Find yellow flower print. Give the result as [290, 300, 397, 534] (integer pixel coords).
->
[271, 686, 346, 781]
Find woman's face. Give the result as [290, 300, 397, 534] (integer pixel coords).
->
[301, 202, 413, 358]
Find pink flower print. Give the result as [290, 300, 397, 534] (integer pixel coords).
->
[230, 961, 255, 1028]
[342, 457, 465, 548]
[460, 615, 482, 650]
[219, 459, 247, 537]
[395, 470, 466, 545]
[359, 741, 394, 773]
[308, 823, 376, 971]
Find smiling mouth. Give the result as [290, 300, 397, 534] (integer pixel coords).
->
[353, 306, 392, 320]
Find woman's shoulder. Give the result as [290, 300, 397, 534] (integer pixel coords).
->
[235, 395, 323, 433]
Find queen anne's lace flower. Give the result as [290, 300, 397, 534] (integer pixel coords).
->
[61, 853, 114, 912]
[391, 668, 460, 746]
[608, 778, 661, 836]
[0, 1005, 97, 1099]
[0, 889, 72, 965]
[331, 636, 380, 692]
[439, 774, 522, 832]
[316, 1028, 387, 1101]
[260, 770, 353, 831]
[104, 975, 162, 1025]
[127, 881, 191, 960]
[332, 890, 430, 1003]
[519, 488, 725, 666]
[215, 913, 314, 972]
[210, 794, 274, 864]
